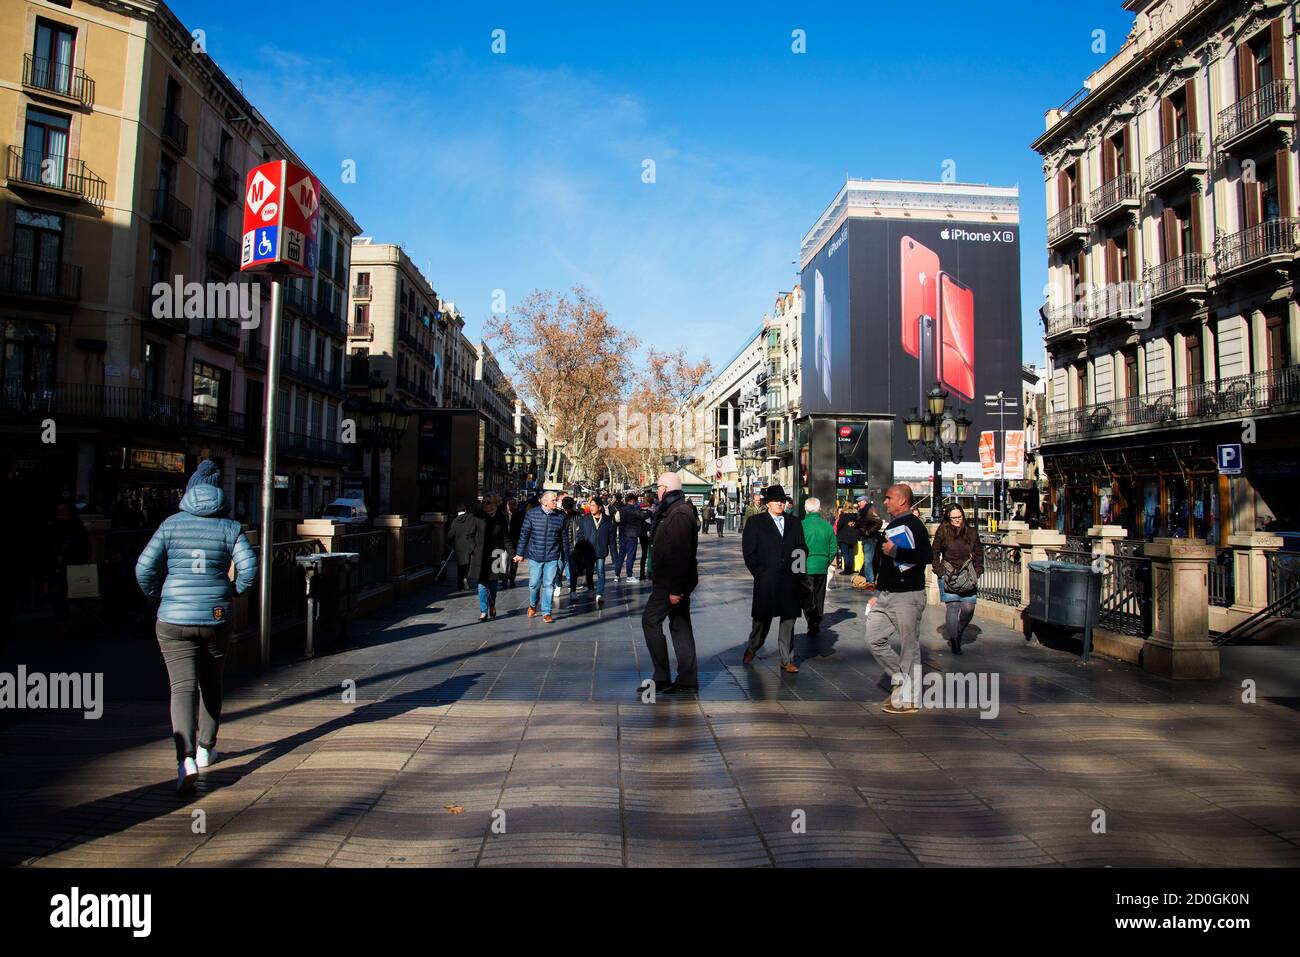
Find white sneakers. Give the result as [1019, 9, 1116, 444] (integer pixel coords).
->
[176, 757, 198, 792]
[552, 585, 562, 600]
[196, 746, 218, 769]
[595, 594, 604, 605]
[624, 576, 639, 584]
[612, 575, 621, 583]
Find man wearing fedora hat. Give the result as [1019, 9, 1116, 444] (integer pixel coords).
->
[741, 483, 807, 673]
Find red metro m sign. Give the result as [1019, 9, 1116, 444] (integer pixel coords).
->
[240, 160, 321, 277]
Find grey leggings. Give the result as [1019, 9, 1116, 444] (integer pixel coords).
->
[156, 621, 230, 762]
[945, 601, 976, 643]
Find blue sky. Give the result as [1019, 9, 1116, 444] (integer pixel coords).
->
[173, 0, 1135, 370]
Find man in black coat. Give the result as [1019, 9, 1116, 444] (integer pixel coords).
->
[468, 495, 509, 620]
[741, 484, 807, 674]
[447, 505, 477, 590]
[640, 473, 699, 695]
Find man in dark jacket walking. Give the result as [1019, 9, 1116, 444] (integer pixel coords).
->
[578, 496, 616, 604]
[135, 460, 256, 792]
[513, 490, 566, 622]
[640, 472, 699, 694]
[741, 484, 808, 673]
[613, 495, 643, 583]
[447, 505, 476, 591]
[469, 495, 509, 620]
[857, 495, 883, 584]
[866, 483, 934, 714]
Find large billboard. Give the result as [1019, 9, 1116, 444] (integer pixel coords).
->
[801, 216, 1022, 462]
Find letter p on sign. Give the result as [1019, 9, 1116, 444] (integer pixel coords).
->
[1217, 443, 1242, 475]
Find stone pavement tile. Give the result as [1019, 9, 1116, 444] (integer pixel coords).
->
[328, 836, 481, 867]
[732, 767, 864, 808]
[957, 781, 1096, 809]
[1154, 832, 1300, 866]
[825, 750, 944, 773]
[479, 832, 624, 867]
[622, 785, 746, 814]
[898, 833, 1055, 866]
[626, 834, 770, 867]
[498, 784, 621, 810]
[857, 785, 988, 813]
[764, 830, 919, 867]
[920, 749, 1043, 772]
[183, 833, 347, 867]
[1028, 832, 1197, 867]
[346, 807, 494, 841]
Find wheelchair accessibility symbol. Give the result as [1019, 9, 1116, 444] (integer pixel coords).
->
[253, 225, 277, 262]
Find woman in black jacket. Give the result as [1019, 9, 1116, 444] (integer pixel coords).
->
[931, 503, 984, 654]
[469, 495, 509, 621]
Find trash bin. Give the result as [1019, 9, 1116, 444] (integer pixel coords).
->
[296, 552, 360, 657]
[1027, 559, 1102, 660]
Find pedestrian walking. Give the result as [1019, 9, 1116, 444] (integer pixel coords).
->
[739, 491, 763, 533]
[513, 489, 566, 622]
[614, 494, 643, 583]
[505, 497, 528, 589]
[134, 460, 257, 792]
[835, 502, 860, 572]
[578, 496, 616, 604]
[741, 484, 807, 673]
[864, 483, 934, 714]
[470, 494, 509, 621]
[640, 472, 699, 694]
[857, 495, 883, 584]
[799, 497, 838, 639]
[932, 502, 983, 654]
[448, 504, 476, 590]
[700, 500, 714, 537]
[713, 496, 727, 536]
[639, 491, 655, 579]
[561, 495, 584, 595]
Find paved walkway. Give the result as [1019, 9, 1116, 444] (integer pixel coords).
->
[2, 534, 1299, 866]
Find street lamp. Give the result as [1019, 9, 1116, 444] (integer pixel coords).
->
[348, 375, 411, 516]
[904, 385, 971, 522]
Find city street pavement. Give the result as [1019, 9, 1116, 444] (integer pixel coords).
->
[2, 532, 1299, 868]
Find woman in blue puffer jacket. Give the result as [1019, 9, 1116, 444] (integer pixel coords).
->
[135, 460, 257, 792]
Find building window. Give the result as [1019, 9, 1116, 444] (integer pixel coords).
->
[144, 341, 165, 399]
[32, 19, 76, 96]
[192, 360, 228, 424]
[1267, 316, 1291, 370]
[22, 107, 70, 186]
[1185, 329, 1203, 387]
[12, 207, 64, 295]
[149, 242, 171, 287]
[3, 319, 58, 396]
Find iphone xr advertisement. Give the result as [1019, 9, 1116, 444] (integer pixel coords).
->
[800, 217, 1022, 462]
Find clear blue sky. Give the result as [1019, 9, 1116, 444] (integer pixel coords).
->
[172, 0, 1135, 370]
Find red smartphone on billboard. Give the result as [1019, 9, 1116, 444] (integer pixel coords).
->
[900, 236, 939, 358]
[937, 271, 975, 402]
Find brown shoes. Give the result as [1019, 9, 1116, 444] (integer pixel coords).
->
[527, 606, 537, 618]
[780, 662, 800, 674]
[543, 614, 556, 623]
[742, 649, 755, 665]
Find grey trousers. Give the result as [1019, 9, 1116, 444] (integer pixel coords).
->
[863, 590, 927, 698]
[748, 617, 796, 665]
[157, 620, 230, 762]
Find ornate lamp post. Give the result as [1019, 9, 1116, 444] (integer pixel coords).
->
[903, 385, 971, 522]
[348, 376, 411, 516]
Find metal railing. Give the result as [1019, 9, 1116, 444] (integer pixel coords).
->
[0, 381, 185, 427]
[22, 54, 94, 107]
[141, 283, 188, 332]
[189, 402, 246, 434]
[283, 282, 313, 315]
[1209, 547, 1235, 608]
[213, 155, 240, 196]
[1144, 131, 1207, 184]
[313, 299, 345, 337]
[1041, 365, 1300, 442]
[6, 145, 106, 203]
[245, 336, 266, 369]
[1217, 78, 1295, 142]
[1099, 552, 1153, 637]
[268, 538, 325, 622]
[1148, 253, 1208, 298]
[981, 543, 1023, 607]
[207, 225, 239, 266]
[0, 255, 81, 301]
[402, 524, 433, 573]
[277, 429, 351, 462]
[1216, 217, 1300, 273]
[281, 354, 342, 391]
[1089, 171, 1139, 219]
[352, 283, 372, 299]
[337, 530, 390, 588]
[1088, 280, 1144, 321]
[200, 315, 241, 347]
[348, 322, 372, 339]
[1267, 551, 1300, 605]
[1059, 87, 1090, 114]
[161, 108, 189, 153]
[150, 188, 192, 241]
[1043, 300, 1092, 337]
[1048, 203, 1087, 243]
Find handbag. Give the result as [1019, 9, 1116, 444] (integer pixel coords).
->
[941, 557, 978, 597]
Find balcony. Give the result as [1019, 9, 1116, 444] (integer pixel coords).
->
[160, 108, 188, 155]
[244, 335, 266, 370]
[1217, 79, 1294, 153]
[140, 283, 189, 334]
[212, 156, 239, 198]
[277, 429, 351, 463]
[1087, 280, 1144, 326]
[313, 298, 345, 338]
[206, 225, 239, 269]
[1216, 218, 1300, 276]
[1144, 132, 1207, 194]
[1089, 172, 1140, 224]
[282, 353, 342, 392]
[333, 261, 347, 286]
[0, 255, 81, 303]
[1041, 365, 1300, 445]
[22, 54, 94, 108]
[5, 146, 106, 205]
[200, 315, 241, 349]
[149, 188, 192, 242]
[353, 283, 372, 300]
[188, 403, 246, 436]
[348, 322, 372, 340]
[283, 282, 313, 315]
[1047, 203, 1088, 247]
[1147, 253, 1209, 304]
[1042, 300, 1092, 339]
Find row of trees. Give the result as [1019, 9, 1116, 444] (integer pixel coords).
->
[483, 286, 713, 488]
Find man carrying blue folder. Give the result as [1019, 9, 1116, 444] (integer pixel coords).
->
[864, 483, 933, 714]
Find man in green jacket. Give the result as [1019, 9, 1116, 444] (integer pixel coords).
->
[738, 491, 763, 533]
[800, 496, 838, 637]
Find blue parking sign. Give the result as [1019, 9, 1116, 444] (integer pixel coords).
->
[1216, 443, 1242, 475]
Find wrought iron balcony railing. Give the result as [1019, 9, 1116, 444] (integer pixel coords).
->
[1144, 131, 1207, 186]
[150, 188, 192, 241]
[1216, 217, 1300, 273]
[1147, 253, 1209, 299]
[200, 315, 241, 347]
[213, 156, 240, 197]
[1089, 171, 1139, 220]
[0, 255, 81, 301]
[161, 108, 188, 153]
[22, 53, 94, 107]
[1217, 78, 1295, 143]
[353, 283, 372, 299]
[6, 145, 106, 204]
[207, 225, 239, 267]
[1048, 202, 1088, 244]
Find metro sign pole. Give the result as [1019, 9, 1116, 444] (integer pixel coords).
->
[241, 159, 322, 667]
[984, 391, 1019, 526]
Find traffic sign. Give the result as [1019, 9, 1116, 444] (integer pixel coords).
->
[1217, 443, 1243, 475]
[241, 160, 321, 276]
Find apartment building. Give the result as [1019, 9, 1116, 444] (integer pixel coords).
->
[1032, 0, 1300, 541]
[442, 310, 476, 409]
[763, 286, 803, 490]
[687, 325, 766, 503]
[0, 0, 359, 530]
[474, 339, 516, 494]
